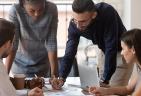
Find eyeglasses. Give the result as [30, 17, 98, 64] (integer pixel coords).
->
[72, 17, 93, 26]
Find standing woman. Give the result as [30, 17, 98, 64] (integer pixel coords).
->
[89, 28, 141, 96]
[5, 0, 59, 79]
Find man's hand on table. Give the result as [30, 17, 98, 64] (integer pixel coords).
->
[28, 87, 44, 96]
[49, 76, 65, 90]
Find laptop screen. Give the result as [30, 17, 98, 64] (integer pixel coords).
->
[78, 61, 99, 89]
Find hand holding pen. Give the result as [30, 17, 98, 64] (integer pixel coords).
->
[49, 75, 64, 90]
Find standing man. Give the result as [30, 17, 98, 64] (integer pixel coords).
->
[5, 0, 58, 78]
[59, 0, 133, 87]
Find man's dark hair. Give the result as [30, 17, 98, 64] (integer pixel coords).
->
[0, 18, 15, 47]
[19, 0, 45, 6]
[72, 0, 96, 13]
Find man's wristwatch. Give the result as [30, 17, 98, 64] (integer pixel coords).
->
[100, 79, 109, 84]
[99, 79, 110, 87]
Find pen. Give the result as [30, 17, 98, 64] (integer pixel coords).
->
[34, 74, 38, 78]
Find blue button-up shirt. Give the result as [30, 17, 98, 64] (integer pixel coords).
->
[59, 2, 126, 81]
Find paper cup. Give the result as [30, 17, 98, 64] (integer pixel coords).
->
[13, 74, 26, 89]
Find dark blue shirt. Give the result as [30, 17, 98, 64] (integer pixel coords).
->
[59, 2, 126, 81]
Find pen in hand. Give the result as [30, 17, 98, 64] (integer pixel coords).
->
[34, 74, 38, 78]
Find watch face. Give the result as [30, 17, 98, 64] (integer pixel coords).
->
[99, 79, 110, 87]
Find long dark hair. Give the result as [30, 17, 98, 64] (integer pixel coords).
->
[0, 18, 15, 47]
[121, 28, 141, 65]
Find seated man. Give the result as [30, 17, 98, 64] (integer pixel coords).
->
[0, 18, 43, 96]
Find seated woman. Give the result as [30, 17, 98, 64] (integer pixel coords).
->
[89, 28, 141, 96]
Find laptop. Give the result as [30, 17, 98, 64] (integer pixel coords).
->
[78, 61, 99, 89]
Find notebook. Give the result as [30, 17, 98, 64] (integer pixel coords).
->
[78, 61, 99, 89]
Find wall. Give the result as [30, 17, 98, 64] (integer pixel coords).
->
[123, 0, 141, 29]
[131, 0, 141, 29]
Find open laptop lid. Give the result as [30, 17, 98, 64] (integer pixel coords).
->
[78, 61, 99, 89]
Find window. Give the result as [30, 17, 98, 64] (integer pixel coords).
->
[0, 0, 124, 57]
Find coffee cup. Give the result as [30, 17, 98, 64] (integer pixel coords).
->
[13, 74, 26, 89]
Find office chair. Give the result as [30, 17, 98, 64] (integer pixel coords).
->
[58, 57, 79, 77]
